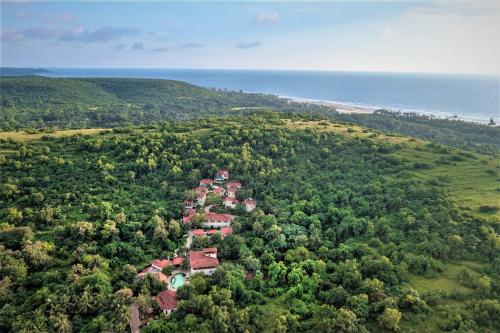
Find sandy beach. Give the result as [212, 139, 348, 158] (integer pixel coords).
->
[287, 97, 376, 114]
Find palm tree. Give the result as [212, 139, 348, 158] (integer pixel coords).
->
[50, 313, 72, 333]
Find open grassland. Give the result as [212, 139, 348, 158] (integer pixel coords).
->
[0, 128, 109, 141]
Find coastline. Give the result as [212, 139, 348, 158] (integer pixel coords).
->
[287, 97, 376, 114]
[285, 96, 496, 124]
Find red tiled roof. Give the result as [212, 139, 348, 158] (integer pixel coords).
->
[206, 212, 234, 222]
[243, 199, 256, 205]
[227, 188, 236, 193]
[183, 212, 196, 223]
[151, 256, 184, 269]
[194, 187, 208, 193]
[226, 181, 241, 188]
[221, 227, 233, 236]
[156, 290, 177, 311]
[199, 179, 213, 185]
[189, 248, 219, 269]
[151, 259, 171, 269]
[223, 197, 239, 203]
[206, 229, 218, 235]
[193, 229, 206, 236]
[172, 257, 184, 266]
[213, 187, 224, 193]
[217, 169, 229, 176]
[138, 271, 169, 283]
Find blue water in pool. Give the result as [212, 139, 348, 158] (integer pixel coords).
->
[44, 68, 499, 123]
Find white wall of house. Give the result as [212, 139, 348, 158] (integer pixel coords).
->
[162, 308, 177, 315]
[191, 267, 217, 276]
[203, 221, 231, 228]
[224, 202, 237, 209]
[245, 204, 256, 212]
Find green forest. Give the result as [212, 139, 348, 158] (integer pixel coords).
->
[0, 77, 499, 333]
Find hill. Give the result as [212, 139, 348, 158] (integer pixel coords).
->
[0, 112, 498, 332]
[0, 76, 287, 129]
[1, 76, 499, 155]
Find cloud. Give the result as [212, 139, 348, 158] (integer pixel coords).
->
[153, 47, 169, 53]
[2, 25, 141, 44]
[253, 13, 280, 24]
[375, 27, 398, 38]
[131, 42, 144, 50]
[60, 26, 141, 43]
[113, 44, 126, 51]
[180, 42, 204, 49]
[41, 12, 73, 23]
[235, 41, 261, 49]
[405, 1, 497, 20]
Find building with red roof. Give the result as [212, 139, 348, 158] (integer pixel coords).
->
[226, 181, 242, 189]
[204, 212, 234, 228]
[243, 198, 257, 212]
[197, 191, 207, 206]
[192, 229, 206, 237]
[226, 188, 236, 198]
[223, 197, 239, 209]
[193, 227, 233, 239]
[212, 187, 225, 196]
[215, 169, 229, 183]
[199, 179, 214, 187]
[184, 199, 197, 209]
[155, 290, 178, 314]
[183, 210, 197, 223]
[220, 227, 233, 237]
[189, 248, 219, 275]
[194, 187, 208, 194]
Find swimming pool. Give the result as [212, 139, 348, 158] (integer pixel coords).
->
[170, 273, 186, 290]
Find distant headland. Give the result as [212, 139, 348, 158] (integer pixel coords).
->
[0, 67, 51, 77]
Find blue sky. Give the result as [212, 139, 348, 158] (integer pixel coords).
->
[1, 1, 499, 73]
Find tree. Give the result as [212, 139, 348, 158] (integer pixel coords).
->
[378, 308, 401, 331]
[477, 276, 491, 295]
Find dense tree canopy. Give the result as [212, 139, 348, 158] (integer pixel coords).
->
[0, 112, 498, 332]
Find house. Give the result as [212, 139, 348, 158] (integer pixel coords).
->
[199, 179, 214, 187]
[192, 229, 206, 237]
[197, 191, 207, 206]
[194, 187, 208, 194]
[223, 197, 239, 209]
[137, 257, 184, 281]
[137, 270, 169, 283]
[183, 209, 196, 223]
[212, 187, 225, 196]
[204, 212, 234, 228]
[189, 248, 219, 275]
[155, 290, 178, 314]
[215, 169, 229, 183]
[243, 198, 257, 212]
[226, 188, 236, 199]
[193, 227, 232, 239]
[226, 181, 242, 189]
[184, 200, 197, 209]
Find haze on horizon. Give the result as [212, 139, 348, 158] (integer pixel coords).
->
[1, 0, 499, 75]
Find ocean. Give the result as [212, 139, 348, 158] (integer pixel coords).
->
[44, 68, 499, 124]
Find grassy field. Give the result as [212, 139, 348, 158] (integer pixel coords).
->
[0, 128, 109, 141]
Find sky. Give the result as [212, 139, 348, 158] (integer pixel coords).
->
[1, 1, 499, 74]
